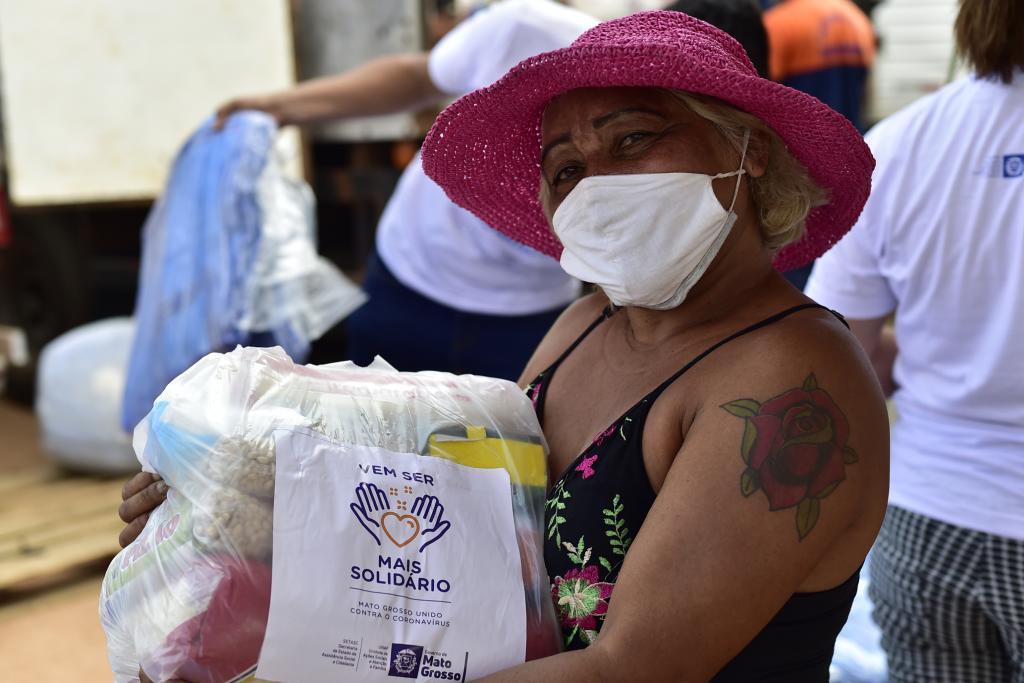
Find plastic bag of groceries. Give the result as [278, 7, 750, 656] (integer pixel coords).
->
[100, 346, 560, 683]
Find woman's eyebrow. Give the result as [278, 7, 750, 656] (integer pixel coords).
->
[541, 133, 572, 164]
[592, 107, 667, 129]
[541, 107, 668, 162]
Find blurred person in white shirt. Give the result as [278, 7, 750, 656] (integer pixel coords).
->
[805, 1, 1024, 679]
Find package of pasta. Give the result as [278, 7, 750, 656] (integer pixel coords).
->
[100, 346, 561, 683]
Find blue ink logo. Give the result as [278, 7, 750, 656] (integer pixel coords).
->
[350, 482, 451, 553]
[1003, 154, 1024, 178]
[388, 643, 424, 678]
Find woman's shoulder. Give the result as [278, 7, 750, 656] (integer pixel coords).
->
[641, 302, 888, 614]
[740, 305, 871, 380]
[516, 291, 609, 387]
[691, 303, 890, 490]
[707, 304, 882, 404]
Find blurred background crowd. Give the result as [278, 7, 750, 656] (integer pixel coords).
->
[0, 0, 957, 403]
[0, 1, 1017, 682]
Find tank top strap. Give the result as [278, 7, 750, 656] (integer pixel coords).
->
[646, 303, 838, 402]
[543, 306, 614, 376]
[528, 306, 614, 423]
[830, 308, 851, 330]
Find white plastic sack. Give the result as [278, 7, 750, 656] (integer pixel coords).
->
[100, 347, 560, 683]
[35, 317, 138, 473]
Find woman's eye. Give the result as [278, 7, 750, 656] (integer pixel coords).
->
[554, 165, 580, 184]
[620, 132, 650, 148]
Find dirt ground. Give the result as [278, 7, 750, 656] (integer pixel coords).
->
[0, 399, 116, 682]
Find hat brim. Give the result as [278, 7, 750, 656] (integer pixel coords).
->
[422, 42, 874, 272]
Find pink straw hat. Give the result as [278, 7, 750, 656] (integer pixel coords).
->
[421, 10, 874, 272]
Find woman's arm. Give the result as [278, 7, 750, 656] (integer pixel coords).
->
[487, 330, 889, 682]
[213, 53, 442, 128]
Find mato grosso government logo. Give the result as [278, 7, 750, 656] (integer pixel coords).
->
[388, 643, 424, 678]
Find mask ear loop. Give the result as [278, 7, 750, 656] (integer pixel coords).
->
[672, 128, 753, 304]
[723, 128, 751, 214]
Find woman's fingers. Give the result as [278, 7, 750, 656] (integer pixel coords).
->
[118, 478, 168, 524]
[121, 472, 158, 501]
[118, 473, 166, 547]
[118, 512, 149, 549]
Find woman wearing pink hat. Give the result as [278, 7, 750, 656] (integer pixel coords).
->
[422, 10, 889, 681]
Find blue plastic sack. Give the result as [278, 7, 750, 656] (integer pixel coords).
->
[122, 112, 365, 431]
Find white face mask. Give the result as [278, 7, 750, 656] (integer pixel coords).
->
[551, 130, 750, 310]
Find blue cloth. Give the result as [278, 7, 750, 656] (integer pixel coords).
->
[122, 113, 306, 431]
[784, 262, 815, 290]
[784, 65, 870, 132]
[345, 253, 563, 381]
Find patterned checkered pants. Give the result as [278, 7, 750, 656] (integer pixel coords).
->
[870, 506, 1024, 682]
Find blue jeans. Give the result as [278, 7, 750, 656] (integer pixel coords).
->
[345, 254, 565, 381]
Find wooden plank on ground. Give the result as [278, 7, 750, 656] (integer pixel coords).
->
[0, 467, 123, 590]
[0, 466, 54, 495]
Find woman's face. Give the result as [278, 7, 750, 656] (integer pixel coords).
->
[540, 87, 755, 217]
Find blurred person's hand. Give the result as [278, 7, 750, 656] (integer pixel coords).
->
[214, 93, 291, 130]
[118, 472, 168, 547]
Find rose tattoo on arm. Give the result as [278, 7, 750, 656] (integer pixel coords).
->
[721, 373, 858, 541]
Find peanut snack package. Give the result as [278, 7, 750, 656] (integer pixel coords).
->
[100, 347, 560, 683]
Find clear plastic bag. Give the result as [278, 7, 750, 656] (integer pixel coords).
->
[101, 347, 560, 682]
[241, 143, 365, 345]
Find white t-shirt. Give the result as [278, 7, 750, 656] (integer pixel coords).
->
[805, 73, 1024, 540]
[374, 0, 596, 316]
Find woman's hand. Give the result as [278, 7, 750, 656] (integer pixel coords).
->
[118, 472, 168, 548]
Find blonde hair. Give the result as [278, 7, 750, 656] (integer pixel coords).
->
[539, 90, 828, 250]
[665, 90, 827, 249]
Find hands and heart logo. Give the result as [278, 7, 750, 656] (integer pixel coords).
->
[349, 482, 452, 553]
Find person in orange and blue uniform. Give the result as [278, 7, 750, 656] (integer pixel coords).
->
[763, 0, 874, 289]
[764, 0, 875, 130]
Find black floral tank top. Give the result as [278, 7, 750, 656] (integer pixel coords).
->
[528, 304, 860, 681]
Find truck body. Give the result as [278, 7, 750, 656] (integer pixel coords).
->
[0, 0, 423, 400]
